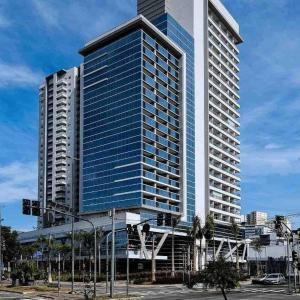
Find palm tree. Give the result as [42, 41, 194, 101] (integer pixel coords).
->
[55, 243, 71, 272]
[35, 235, 47, 277]
[251, 238, 262, 276]
[33, 235, 56, 283]
[204, 215, 215, 264]
[231, 219, 240, 272]
[82, 231, 94, 278]
[73, 231, 84, 271]
[189, 216, 204, 271]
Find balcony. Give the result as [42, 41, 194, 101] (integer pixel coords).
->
[143, 102, 156, 115]
[143, 143, 156, 155]
[57, 91, 67, 99]
[144, 47, 156, 62]
[143, 170, 156, 181]
[142, 199, 180, 213]
[56, 179, 66, 185]
[56, 145, 67, 152]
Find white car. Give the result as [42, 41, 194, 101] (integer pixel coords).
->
[263, 273, 286, 285]
[252, 274, 267, 284]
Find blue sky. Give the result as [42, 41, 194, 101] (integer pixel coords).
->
[0, 0, 300, 230]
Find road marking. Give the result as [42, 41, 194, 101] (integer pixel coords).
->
[239, 288, 287, 294]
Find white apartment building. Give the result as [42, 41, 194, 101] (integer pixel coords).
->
[205, 0, 242, 225]
[247, 211, 268, 226]
[138, 0, 242, 228]
[38, 68, 80, 227]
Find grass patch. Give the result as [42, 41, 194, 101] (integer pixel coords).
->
[0, 284, 65, 293]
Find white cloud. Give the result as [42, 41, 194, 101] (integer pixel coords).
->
[0, 161, 37, 204]
[242, 99, 278, 128]
[31, 0, 59, 29]
[0, 61, 42, 87]
[242, 144, 300, 176]
[31, 0, 135, 39]
[264, 143, 282, 150]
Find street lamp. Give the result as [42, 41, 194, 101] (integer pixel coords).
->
[42, 207, 97, 298]
[66, 155, 79, 294]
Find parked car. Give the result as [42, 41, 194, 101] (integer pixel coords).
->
[252, 274, 267, 284]
[263, 273, 286, 285]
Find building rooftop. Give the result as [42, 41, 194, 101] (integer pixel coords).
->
[79, 15, 184, 57]
[210, 0, 243, 44]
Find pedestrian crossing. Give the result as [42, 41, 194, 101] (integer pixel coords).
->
[135, 288, 203, 296]
[239, 288, 287, 294]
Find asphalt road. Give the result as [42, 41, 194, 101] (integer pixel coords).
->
[138, 284, 299, 300]
[0, 283, 299, 299]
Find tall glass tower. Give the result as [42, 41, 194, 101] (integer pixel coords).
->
[80, 0, 242, 232]
[79, 17, 188, 225]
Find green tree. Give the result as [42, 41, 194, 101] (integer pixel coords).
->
[231, 219, 240, 272]
[251, 238, 262, 276]
[73, 230, 84, 271]
[54, 243, 71, 272]
[189, 216, 204, 271]
[200, 256, 239, 300]
[34, 235, 47, 275]
[34, 235, 56, 282]
[204, 215, 215, 264]
[11, 261, 41, 285]
[1, 226, 21, 264]
[82, 231, 94, 278]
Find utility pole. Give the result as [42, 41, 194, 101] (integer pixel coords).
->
[126, 231, 129, 296]
[287, 235, 291, 294]
[98, 243, 101, 278]
[182, 251, 185, 283]
[188, 244, 191, 287]
[58, 252, 61, 295]
[98, 227, 102, 278]
[24, 204, 97, 298]
[93, 226, 97, 299]
[106, 235, 108, 294]
[110, 208, 115, 298]
[171, 226, 175, 278]
[67, 155, 79, 295]
[151, 234, 156, 282]
[48, 234, 52, 283]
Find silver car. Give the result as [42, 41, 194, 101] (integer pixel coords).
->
[263, 273, 286, 285]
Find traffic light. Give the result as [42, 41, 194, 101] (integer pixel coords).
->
[157, 213, 164, 226]
[32, 200, 40, 216]
[172, 216, 179, 228]
[274, 215, 285, 237]
[22, 199, 31, 215]
[142, 223, 150, 234]
[127, 224, 133, 235]
[292, 250, 298, 262]
[165, 213, 172, 226]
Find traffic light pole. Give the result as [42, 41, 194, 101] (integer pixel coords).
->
[110, 208, 115, 298]
[275, 216, 294, 294]
[26, 205, 97, 299]
[287, 236, 291, 294]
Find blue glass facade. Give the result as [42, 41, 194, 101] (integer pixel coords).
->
[152, 14, 195, 225]
[81, 21, 185, 217]
[82, 29, 143, 212]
